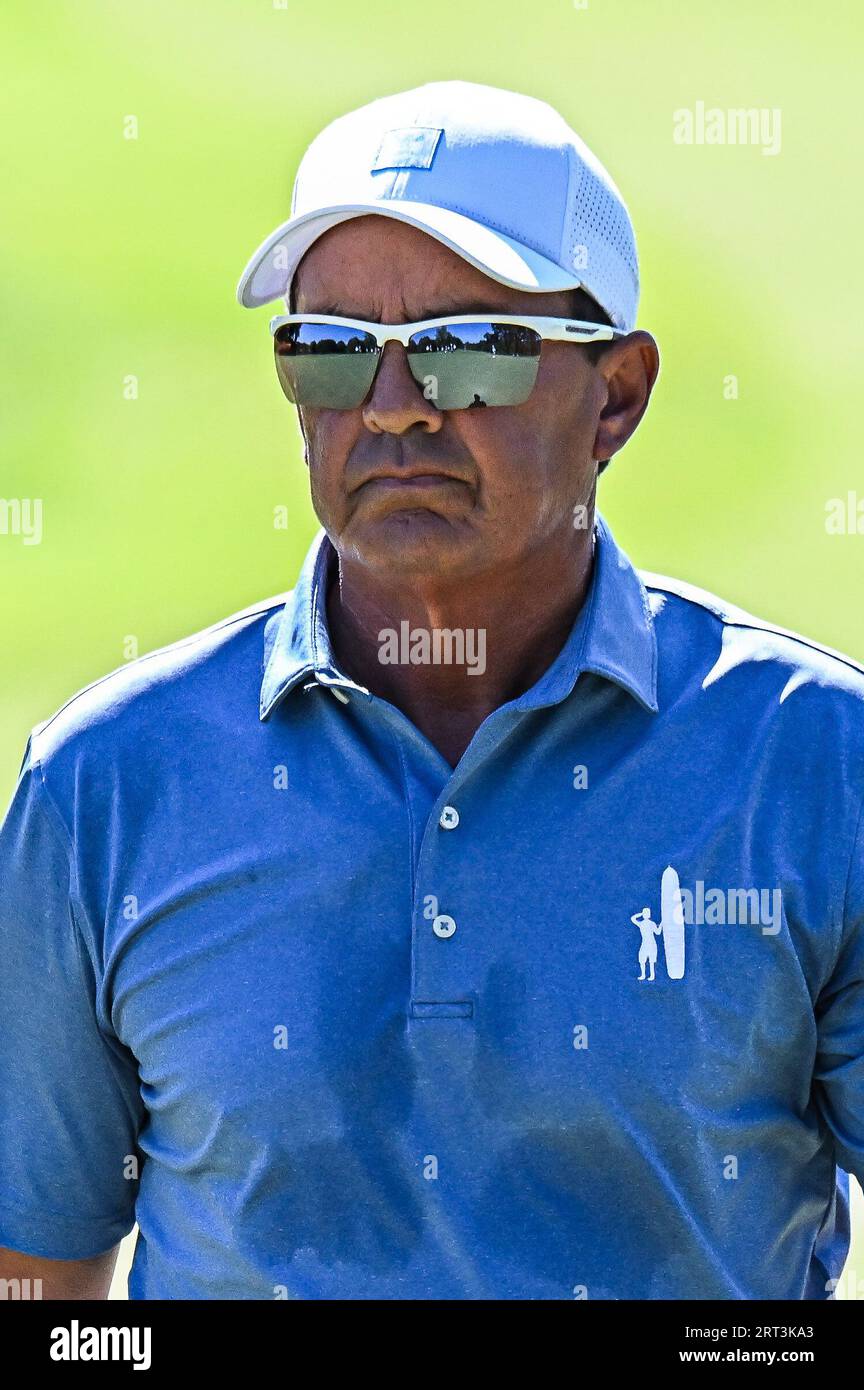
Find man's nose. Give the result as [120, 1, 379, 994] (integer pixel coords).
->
[361, 341, 443, 434]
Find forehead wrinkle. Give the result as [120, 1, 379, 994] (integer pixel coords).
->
[294, 279, 544, 324]
[295, 300, 537, 324]
[296, 219, 532, 322]
[294, 223, 576, 322]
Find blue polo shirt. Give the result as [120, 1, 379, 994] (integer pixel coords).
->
[1, 509, 863, 1300]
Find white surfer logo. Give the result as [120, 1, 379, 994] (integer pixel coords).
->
[631, 864, 686, 981]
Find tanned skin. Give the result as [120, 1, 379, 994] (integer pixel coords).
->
[0, 1243, 120, 1300]
[293, 215, 659, 766]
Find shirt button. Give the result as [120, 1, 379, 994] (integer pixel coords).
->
[432, 914, 457, 939]
[439, 806, 460, 830]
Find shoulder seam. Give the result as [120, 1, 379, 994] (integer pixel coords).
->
[29, 754, 75, 859]
[26, 753, 90, 944]
[30, 756, 89, 924]
[33, 594, 290, 742]
[842, 784, 864, 938]
[641, 571, 864, 682]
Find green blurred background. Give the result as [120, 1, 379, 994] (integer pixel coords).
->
[1, 0, 861, 1296]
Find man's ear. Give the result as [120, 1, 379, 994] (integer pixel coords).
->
[592, 331, 659, 463]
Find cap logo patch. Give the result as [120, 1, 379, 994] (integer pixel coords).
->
[371, 126, 443, 172]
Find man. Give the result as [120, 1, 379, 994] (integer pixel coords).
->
[632, 908, 662, 982]
[0, 80, 862, 1301]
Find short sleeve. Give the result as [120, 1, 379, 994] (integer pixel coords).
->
[813, 791, 864, 1185]
[0, 735, 145, 1258]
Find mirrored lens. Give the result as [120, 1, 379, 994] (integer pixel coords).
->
[406, 322, 541, 409]
[274, 323, 380, 408]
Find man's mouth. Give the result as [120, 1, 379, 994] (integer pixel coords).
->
[361, 473, 463, 490]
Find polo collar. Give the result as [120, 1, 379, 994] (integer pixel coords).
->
[259, 509, 659, 721]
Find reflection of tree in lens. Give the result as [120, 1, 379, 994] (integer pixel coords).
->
[433, 326, 461, 352]
[487, 325, 538, 357]
[412, 324, 538, 357]
[288, 326, 377, 355]
[312, 334, 367, 354]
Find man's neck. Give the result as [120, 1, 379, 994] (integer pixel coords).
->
[324, 522, 597, 767]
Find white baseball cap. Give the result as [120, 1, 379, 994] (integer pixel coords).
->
[236, 80, 640, 332]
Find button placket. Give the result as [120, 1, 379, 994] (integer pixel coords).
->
[409, 793, 475, 1018]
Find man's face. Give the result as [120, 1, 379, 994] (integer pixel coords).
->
[292, 215, 613, 579]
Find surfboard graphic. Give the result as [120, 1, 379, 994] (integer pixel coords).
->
[660, 864, 686, 979]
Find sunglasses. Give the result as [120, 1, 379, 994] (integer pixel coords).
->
[269, 313, 625, 411]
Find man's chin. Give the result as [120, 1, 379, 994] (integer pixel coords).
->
[341, 508, 478, 575]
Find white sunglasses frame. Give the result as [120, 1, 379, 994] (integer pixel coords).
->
[268, 312, 627, 345]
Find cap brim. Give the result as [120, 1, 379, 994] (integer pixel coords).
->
[236, 200, 583, 308]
